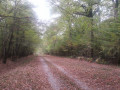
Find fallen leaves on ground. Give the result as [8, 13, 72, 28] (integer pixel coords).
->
[0, 56, 52, 90]
[44, 55, 120, 90]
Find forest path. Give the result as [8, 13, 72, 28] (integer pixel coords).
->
[0, 55, 120, 90]
[41, 57, 91, 90]
[42, 55, 120, 90]
[40, 57, 90, 90]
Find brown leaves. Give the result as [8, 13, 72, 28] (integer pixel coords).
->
[0, 55, 120, 90]
[45, 55, 120, 90]
[0, 56, 51, 90]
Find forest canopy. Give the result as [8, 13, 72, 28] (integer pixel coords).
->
[0, 0, 120, 64]
[42, 0, 120, 64]
[0, 0, 41, 64]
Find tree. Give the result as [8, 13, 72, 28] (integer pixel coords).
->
[42, 0, 120, 64]
[112, 0, 119, 19]
[0, 0, 41, 64]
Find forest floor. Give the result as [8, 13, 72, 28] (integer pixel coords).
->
[0, 55, 120, 90]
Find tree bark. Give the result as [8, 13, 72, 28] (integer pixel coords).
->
[87, 4, 94, 58]
[113, 0, 119, 19]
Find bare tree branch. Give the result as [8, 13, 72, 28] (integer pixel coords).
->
[74, 12, 87, 16]
[0, 14, 35, 20]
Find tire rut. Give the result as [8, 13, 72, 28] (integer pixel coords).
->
[40, 58, 60, 90]
[44, 57, 92, 90]
[45, 58, 81, 90]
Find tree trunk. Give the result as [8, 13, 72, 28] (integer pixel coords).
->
[2, 47, 7, 64]
[113, 0, 119, 19]
[87, 4, 94, 58]
[91, 27, 94, 58]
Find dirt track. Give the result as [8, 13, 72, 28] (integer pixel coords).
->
[0, 55, 120, 90]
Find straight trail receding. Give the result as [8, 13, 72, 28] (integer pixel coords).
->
[40, 58, 60, 90]
[44, 57, 92, 90]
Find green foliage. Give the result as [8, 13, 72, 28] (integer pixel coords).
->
[0, 0, 41, 63]
[42, 0, 120, 64]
